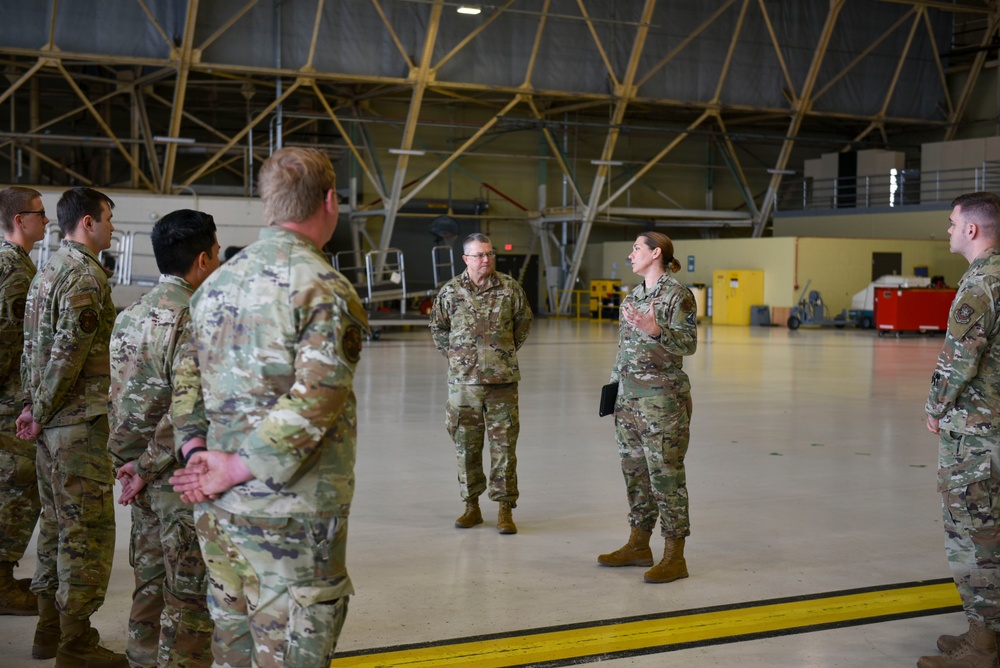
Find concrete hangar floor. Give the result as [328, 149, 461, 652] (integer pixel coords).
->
[0, 319, 960, 667]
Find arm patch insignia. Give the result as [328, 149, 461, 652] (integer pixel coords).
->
[343, 324, 363, 364]
[79, 308, 99, 333]
[955, 303, 976, 325]
[12, 297, 25, 320]
[69, 293, 93, 308]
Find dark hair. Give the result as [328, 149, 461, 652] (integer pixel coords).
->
[953, 191, 1000, 240]
[638, 232, 681, 273]
[57, 187, 114, 235]
[223, 245, 243, 262]
[0, 186, 42, 234]
[151, 209, 217, 276]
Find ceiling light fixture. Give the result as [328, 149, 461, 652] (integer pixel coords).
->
[457, 5, 482, 15]
[153, 135, 195, 144]
[767, 168, 796, 175]
[388, 148, 426, 156]
[591, 159, 623, 166]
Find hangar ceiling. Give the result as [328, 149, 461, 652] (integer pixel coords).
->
[0, 0, 996, 310]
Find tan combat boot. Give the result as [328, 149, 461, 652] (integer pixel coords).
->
[598, 526, 654, 567]
[643, 537, 689, 583]
[497, 502, 517, 534]
[938, 617, 985, 654]
[0, 560, 36, 615]
[918, 624, 997, 668]
[32, 597, 60, 659]
[455, 498, 483, 528]
[56, 615, 128, 668]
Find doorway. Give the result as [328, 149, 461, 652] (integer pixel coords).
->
[872, 252, 902, 281]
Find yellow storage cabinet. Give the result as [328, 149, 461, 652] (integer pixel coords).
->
[712, 270, 764, 325]
[590, 279, 622, 317]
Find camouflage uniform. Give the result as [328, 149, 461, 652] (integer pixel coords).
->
[21, 238, 116, 619]
[109, 274, 211, 668]
[926, 245, 1000, 631]
[429, 269, 532, 505]
[172, 226, 368, 668]
[611, 273, 697, 538]
[0, 239, 41, 565]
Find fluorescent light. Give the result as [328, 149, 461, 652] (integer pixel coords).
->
[388, 148, 426, 156]
[457, 5, 482, 14]
[591, 159, 623, 166]
[767, 168, 796, 175]
[153, 135, 195, 144]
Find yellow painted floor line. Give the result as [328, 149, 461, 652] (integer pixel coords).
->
[330, 580, 962, 667]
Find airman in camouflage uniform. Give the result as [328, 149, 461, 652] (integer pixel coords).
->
[109, 210, 220, 668]
[0, 186, 47, 615]
[429, 233, 533, 534]
[19, 187, 126, 667]
[598, 232, 697, 584]
[922, 192, 1000, 668]
[169, 147, 368, 668]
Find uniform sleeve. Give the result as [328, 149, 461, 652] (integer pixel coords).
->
[926, 285, 994, 419]
[655, 287, 698, 357]
[429, 290, 452, 356]
[135, 313, 190, 478]
[610, 294, 630, 384]
[512, 282, 532, 351]
[236, 287, 365, 489]
[31, 275, 104, 424]
[171, 331, 207, 458]
[0, 268, 26, 386]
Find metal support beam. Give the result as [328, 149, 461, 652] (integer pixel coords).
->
[162, 0, 201, 193]
[378, 0, 444, 255]
[945, 6, 1000, 141]
[757, 0, 846, 237]
[557, 0, 657, 315]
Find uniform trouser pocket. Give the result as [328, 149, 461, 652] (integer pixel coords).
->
[939, 431, 1000, 617]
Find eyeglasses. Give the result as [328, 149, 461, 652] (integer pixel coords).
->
[464, 251, 496, 259]
[18, 210, 46, 218]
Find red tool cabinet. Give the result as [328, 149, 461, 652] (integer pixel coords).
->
[874, 288, 956, 336]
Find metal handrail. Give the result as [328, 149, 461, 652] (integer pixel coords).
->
[553, 289, 619, 322]
[364, 248, 407, 312]
[431, 245, 455, 288]
[776, 163, 999, 213]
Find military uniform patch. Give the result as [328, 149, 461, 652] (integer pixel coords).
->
[79, 308, 99, 333]
[955, 303, 976, 325]
[69, 293, 93, 308]
[343, 324, 362, 364]
[12, 297, 25, 320]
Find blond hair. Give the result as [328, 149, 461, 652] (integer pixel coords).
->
[258, 147, 336, 224]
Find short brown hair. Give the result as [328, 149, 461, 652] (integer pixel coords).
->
[258, 147, 336, 225]
[953, 191, 1000, 241]
[0, 186, 42, 234]
[57, 187, 114, 235]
